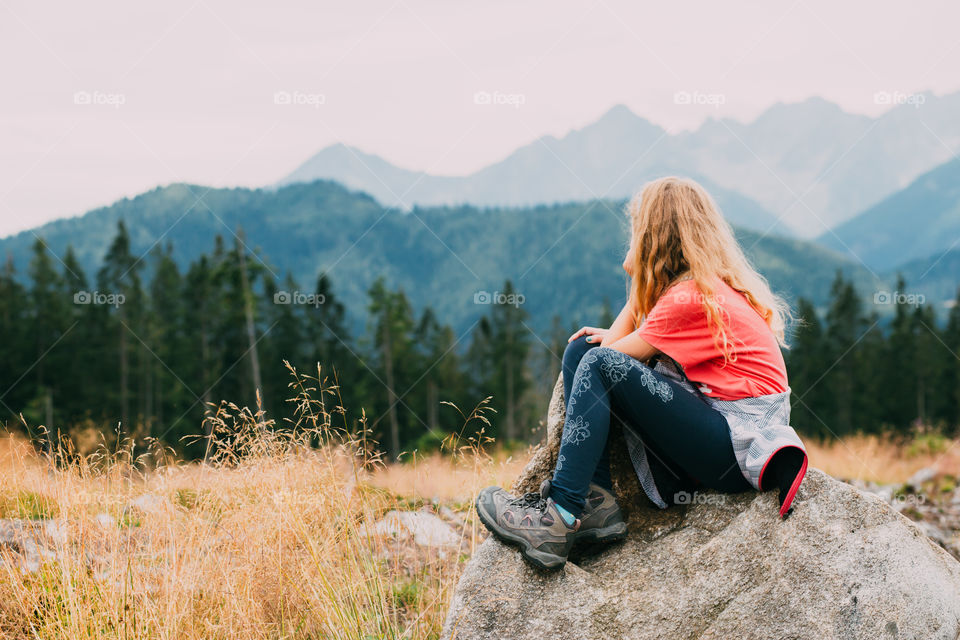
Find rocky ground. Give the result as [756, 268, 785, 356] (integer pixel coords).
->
[845, 466, 960, 560]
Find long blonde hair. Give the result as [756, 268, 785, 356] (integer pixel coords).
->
[626, 176, 793, 364]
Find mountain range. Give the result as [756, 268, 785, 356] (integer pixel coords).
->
[4, 92, 959, 339]
[819, 157, 960, 271]
[278, 93, 960, 240]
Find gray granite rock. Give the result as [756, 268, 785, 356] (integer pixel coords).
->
[443, 375, 960, 640]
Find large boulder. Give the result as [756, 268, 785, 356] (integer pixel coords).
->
[442, 375, 960, 639]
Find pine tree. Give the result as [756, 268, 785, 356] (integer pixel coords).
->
[943, 287, 960, 432]
[0, 255, 28, 429]
[27, 238, 68, 449]
[182, 254, 220, 458]
[884, 274, 915, 430]
[96, 221, 144, 437]
[413, 307, 465, 442]
[148, 243, 187, 441]
[911, 302, 942, 429]
[786, 297, 828, 438]
[854, 308, 887, 434]
[262, 272, 306, 419]
[822, 271, 866, 436]
[57, 247, 92, 428]
[307, 273, 353, 387]
[367, 277, 416, 459]
[485, 280, 531, 443]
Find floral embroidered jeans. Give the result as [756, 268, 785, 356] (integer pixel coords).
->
[549, 335, 751, 516]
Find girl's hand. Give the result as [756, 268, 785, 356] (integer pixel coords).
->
[568, 326, 608, 344]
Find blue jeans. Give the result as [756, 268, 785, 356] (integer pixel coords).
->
[549, 336, 751, 516]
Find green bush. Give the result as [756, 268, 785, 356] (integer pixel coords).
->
[906, 433, 951, 458]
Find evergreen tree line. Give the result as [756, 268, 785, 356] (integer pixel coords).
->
[2, 222, 563, 460]
[787, 272, 960, 439]
[2, 222, 959, 459]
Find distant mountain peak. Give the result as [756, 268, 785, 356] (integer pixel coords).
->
[275, 90, 960, 239]
[597, 103, 637, 122]
[585, 102, 661, 134]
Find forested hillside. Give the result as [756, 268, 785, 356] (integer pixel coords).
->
[0, 179, 883, 340]
[4, 215, 958, 460]
[819, 157, 960, 271]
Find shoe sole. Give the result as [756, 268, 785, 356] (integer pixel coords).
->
[475, 496, 568, 571]
[574, 521, 628, 545]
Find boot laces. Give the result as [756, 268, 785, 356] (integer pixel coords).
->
[506, 491, 547, 511]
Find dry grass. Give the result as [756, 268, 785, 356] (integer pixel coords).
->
[1, 366, 958, 639]
[0, 365, 510, 640]
[806, 432, 960, 483]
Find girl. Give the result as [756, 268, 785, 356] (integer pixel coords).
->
[476, 176, 809, 571]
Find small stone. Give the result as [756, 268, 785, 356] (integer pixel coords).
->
[906, 467, 937, 488]
[361, 510, 459, 548]
[438, 505, 464, 526]
[94, 513, 114, 529]
[39, 518, 68, 546]
[123, 494, 174, 517]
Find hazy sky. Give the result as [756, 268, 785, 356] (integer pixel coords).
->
[2, 0, 959, 236]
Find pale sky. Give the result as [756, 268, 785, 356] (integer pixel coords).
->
[2, 0, 959, 236]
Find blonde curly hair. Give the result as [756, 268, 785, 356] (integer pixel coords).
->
[625, 176, 793, 364]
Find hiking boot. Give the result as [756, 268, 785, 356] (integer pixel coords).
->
[540, 478, 627, 545]
[475, 482, 579, 571]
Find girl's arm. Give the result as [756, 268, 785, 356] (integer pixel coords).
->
[599, 296, 638, 347]
[569, 295, 661, 363]
[601, 294, 660, 363]
[606, 331, 659, 363]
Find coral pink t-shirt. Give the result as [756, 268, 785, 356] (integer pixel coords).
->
[635, 276, 788, 401]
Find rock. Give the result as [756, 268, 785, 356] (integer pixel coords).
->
[0, 518, 30, 552]
[40, 518, 68, 546]
[123, 493, 174, 517]
[438, 505, 464, 527]
[906, 467, 938, 488]
[94, 513, 115, 529]
[360, 510, 459, 548]
[0, 518, 61, 573]
[850, 480, 897, 505]
[917, 520, 951, 545]
[442, 374, 960, 639]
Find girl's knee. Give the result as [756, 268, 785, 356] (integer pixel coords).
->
[589, 346, 626, 369]
[572, 345, 616, 379]
[583, 346, 653, 385]
[563, 335, 594, 369]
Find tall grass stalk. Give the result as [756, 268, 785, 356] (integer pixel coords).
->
[0, 364, 517, 639]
